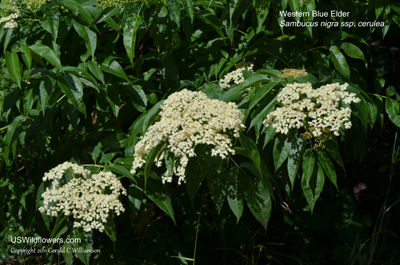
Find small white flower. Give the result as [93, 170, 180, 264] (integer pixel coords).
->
[264, 82, 360, 139]
[131, 89, 245, 184]
[219, 64, 253, 89]
[40, 163, 127, 233]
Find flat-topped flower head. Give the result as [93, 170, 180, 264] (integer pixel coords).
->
[264, 82, 360, 146]
[96, 0, 140, 8]
[219, 63, 254, 89]
[0, 12, 20, 28]
[131, 89, 245, 184]
[278, 68, 308, 79]
[39, 162, 127, 233]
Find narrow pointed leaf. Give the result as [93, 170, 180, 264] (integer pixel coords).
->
[5, 50, 21, 88]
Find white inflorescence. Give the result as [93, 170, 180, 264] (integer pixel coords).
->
[39, 162, 127, 233]
[0, 12, 19, 28]
[131, 89, 245, 185]
[278, 68, 308, 79]
[219, 64, 254, 89]
[264, 82, 360, 137]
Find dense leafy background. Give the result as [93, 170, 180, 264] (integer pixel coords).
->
[1, 0, 400, 264]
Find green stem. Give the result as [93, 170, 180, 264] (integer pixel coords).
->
[81, 164, 106, 168]
[193, 185, 207, 265]
[229, 155, 249, 178]
[368, 130, 398, 264]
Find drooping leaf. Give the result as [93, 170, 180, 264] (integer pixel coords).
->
[385, 98, 400, 127]
[243, 175, 272, 230]
[29, 44, 62, 69]
[287, 136, 304, 189]
[221, 74, 270, 102]
[316, 149, 338, 189]
[254, 0, 272, 33]
[145, 176, 176, 224]
[167, 0, 180, 27]
[301, 159, 324, 213]
[123, 11, 142, 65]
[339, 42, 366, 62]
[330, 46, 350, 79]
[61, 0, 93, 24]
[240, 134, 262, 177]
[102, 57, 130, 81]
[208, 172, 227, 213]
[273, 135, 291, 171]
[57, 75, 86, 116]
[5, 50, 21, 88]
[186, 145, 219, 204]
[182, 0, 194, 22]
[72, 20, 97, 60]
[227, 167, 244, 223]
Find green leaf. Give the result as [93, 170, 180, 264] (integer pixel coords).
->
[57, 75, 86, 116]
[49, 214, 67, 238]
[240, 134, 262, 176]
[102, 57, 129, 81]
[221, 74, 270, 102]
[207, 169, 227, 213]
[301, 148, 315, 187]
[61, 0, 93, 25]
[62, 241, 73, 265]
[186, 145, 217, 204]
[182, 0, 194, 22]
[243, 175, 272, 230]
[249, 95, 278, 130]
[88, 60, 105, 84]
[287, 136, 304, 188]
[105, 220, 117, 246]
[41, 13, 59, 40]
[330, 46, 350, 79]
[385, 98, 400, 127]
[72, 20, 97, 60]
[20, 45, 32, 69]
[5, 50, 21, 88]
[254, 0, 272, 33]
[125, 84, 147, 112]
[123, 14, 142, 65]
[246, 82, 278, 119]
[4, 115, 25, 147]
[72, 229, 92, 265]
[316, 149, 338, 189]
[227, 167, 244, 223]
[167, 0, 180, 27]
[301, 160, 324, 213]
[39, 77, 52, 114]
[164, 149, 175, 177]
[128, 184, 144, 222]
[145, 176, 176, 224]
[324, 139, 345, 170]
[273, 135, 292, 171]
[144, 143, 165, 189]
[29, 44, 62, 69]
[339, 42, 366, 62]
[108, 165, 135, 182]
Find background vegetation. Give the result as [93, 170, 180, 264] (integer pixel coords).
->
[1, 0, 400, 264]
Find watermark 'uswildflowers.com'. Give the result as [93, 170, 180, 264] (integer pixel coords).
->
[9, 236, 100, 256]
[9, 236, 81, 244]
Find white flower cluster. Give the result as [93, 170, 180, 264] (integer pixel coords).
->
[264, 82, 360, 137]
[96, 0, 139, 8]
[131, 89, 245, 184]
[0, 12, 19, 29]
[39, 162, 127, 233]
[219, 64, 254, 89]
[278, 68, 308, 79]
